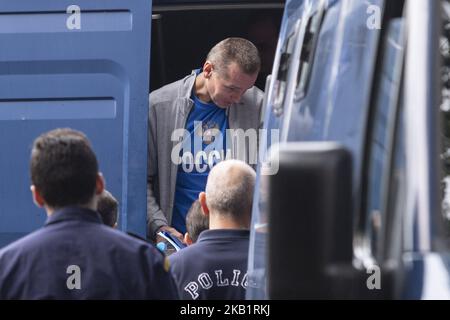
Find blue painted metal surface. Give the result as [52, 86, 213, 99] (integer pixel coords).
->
[154, 0, 283, 4]
[0, 0, 151, 247]
[248, 0, 450, 299]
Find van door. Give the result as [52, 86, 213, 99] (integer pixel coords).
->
[0, 0, 151, 247]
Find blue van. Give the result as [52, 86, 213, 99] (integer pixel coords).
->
[0, 1, 151, 247]
[248, 0, 450, 299]
[0, 0, 284, 248]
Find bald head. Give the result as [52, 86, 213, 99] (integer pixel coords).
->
[205, 160, 256, 225]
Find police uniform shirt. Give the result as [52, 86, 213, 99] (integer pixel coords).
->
[0, 207, 178, 300]
[169, 229, 249, 300]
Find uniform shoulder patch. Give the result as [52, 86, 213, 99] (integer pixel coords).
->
[163, 256, 170, 273]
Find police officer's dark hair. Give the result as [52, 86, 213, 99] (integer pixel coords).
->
[30, 128, 98, 208]
[207, 37, 261, 76]
[186, 200, 209, 243]
[98, 190, 118, 227]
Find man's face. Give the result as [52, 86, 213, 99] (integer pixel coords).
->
[205, 62, 258, 108]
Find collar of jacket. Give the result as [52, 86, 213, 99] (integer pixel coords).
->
[197, 229, 250, 243]
[176, 70, 197, 119]
[45, 206, 103, 226]
[176, 69, 245, 119]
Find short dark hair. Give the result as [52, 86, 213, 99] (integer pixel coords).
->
[185, 200, 209, 243]
[97, 190, 118, 227]
[30, 128, 98, 208]
[207, 37, 261, 76]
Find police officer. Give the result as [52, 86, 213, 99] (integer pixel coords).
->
[0, 128, 178, 299]
[169, 160, 255, 300]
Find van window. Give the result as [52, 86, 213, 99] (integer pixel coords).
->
[272, 23, 299, 116]
[440, 1, 450, 240]
[294, 8, 324, 99]
[383, 95, 406, 261]
[361, 18, 405, 259]
[385, 0, 450, 256]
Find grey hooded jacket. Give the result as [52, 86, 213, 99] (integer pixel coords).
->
[147, 70, 264, 237]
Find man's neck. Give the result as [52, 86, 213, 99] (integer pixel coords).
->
[45, 200, 97, 217]
[194, 73, 212, 104]
[208, 212, 249, 230]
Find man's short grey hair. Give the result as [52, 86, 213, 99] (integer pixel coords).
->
[207, 37, 261, 76]
[205, 160, 256, 221]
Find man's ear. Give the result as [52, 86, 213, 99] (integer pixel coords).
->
[184, 233, 193, 246]
[199, 192, 209, 216]
[30, 185, 45, 208]
[203, 61, 213, 79]
[96, 173, 105, 195]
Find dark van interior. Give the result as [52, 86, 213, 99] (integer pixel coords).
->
[150, 1, 284, 91]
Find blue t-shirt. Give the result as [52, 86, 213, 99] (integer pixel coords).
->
[172, 93, 229, 234]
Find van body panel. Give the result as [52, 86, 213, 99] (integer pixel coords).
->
[0, 0, 151, 247]
[248, 0, 450, 299]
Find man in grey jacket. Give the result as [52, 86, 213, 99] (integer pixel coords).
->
[147, 38, 264, 241]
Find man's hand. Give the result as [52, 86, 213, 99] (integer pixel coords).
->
[156, 226, 184, 243]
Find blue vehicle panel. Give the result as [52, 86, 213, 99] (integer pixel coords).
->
[249, 0, 450, 299]
[0, 0, 151, 247]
